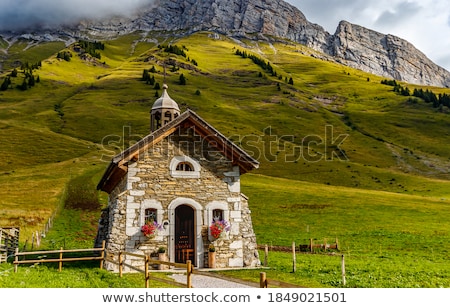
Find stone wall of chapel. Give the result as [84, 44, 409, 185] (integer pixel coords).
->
[134, 138, 241, 205]
[101, 176, 129, 271]
[101, 128, 260, 270]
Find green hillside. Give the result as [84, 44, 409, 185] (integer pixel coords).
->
[0, 31, 449, 287]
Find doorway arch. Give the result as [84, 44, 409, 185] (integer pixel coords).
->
[175, 205, 195, 264]
[168, 198, 204, 268]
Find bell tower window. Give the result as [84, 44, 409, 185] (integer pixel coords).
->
[164, 111, 172, 123]
[153, 111, 162, 130]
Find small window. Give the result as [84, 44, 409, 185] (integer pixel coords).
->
[144, 208, 157, 223]
[212, 209, 224, 222]
[176, 162, 193, 171]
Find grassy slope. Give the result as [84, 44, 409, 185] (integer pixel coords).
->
[0, 31, 449, 287]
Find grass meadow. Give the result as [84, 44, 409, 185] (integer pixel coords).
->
[0, 31, 449, 288]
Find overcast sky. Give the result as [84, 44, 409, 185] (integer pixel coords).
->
[286, 0, 450, 71]
[0, 0, 449, 71]
[0, 0, 154, 30]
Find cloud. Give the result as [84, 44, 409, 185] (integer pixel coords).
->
[2, 0, 450, 71]
[374, 2, 422, 29]
[0, 0, 154, 31]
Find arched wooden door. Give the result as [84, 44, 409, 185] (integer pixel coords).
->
[175, 205, 195, 265]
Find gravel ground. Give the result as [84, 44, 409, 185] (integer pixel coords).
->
[170, 273, 254, 288]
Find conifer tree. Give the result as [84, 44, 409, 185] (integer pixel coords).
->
[1, 76, 10, 91]
[179, 73, 186, 85]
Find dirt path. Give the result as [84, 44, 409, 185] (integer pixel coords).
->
[170, 273, 254, 288]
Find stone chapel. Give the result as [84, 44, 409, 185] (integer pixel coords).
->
[95, 84, 261, 270]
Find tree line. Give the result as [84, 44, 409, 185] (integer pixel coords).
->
[381, 79, 450, 110]
[1, 62, 41, 91]
[77, 40, 104, 59]
[142, 65, 187, 87]
[157, 44, 198, 66]
[234, 48, 294, 85]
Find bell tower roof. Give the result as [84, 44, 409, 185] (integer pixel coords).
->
[150, 84, 181, 132]
[152, 84, 180, 112]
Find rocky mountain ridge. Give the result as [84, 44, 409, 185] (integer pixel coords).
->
[1, 0, 449, 87]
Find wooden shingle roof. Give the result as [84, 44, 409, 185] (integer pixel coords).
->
[97, 109, 259, 193]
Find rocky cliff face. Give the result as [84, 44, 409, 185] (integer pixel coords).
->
[1, 0, 449, 87]
[330, 21, 450, 87]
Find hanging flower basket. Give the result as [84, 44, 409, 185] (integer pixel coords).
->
[141, 220, 163, 238]
[209, 219, 230, 239]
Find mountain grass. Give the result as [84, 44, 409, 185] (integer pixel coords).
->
[1, 40, 65, 70]
[0, 31, 449, 287]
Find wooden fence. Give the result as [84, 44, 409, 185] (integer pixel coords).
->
[259, 238, 339, 254]
[259, 272, 305, 288]
[105, 250, 193, 288]
[108, 250, 306, 288]
[22, 188, 63, 251]
[12, 242, 307, 288]
[0, 227, 20, 263]
[260, 241, 347, 286]
[300, 238, 339, 252]
[13, 240, 105, 272]
[24, 214, 56, 251]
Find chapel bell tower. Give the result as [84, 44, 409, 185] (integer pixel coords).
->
[150, 84, 180, 132]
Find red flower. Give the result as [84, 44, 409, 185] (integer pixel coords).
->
[141, 220, 162, 237]
[209, 220, 230, 239]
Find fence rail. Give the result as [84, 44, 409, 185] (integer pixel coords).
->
[259, 238, 339, 253]
[259, 272, 305, 288]
[260, 241, 347, 286]
[12, 242, 306, 288]
[106, 251, 194, 288]
[13, 240, 105, 272]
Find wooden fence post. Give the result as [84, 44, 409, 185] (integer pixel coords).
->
[292, 242, 296, 273]
[264, 244, 268, 266]
[14, 248, 18, 273]
[59, 247, 63, 272]
[119, 252, 123, 278]
[36, 231, 41, 248]
[310, 238, 313, 253]
[341, 254, 346, 286]
[145, 255, 149, 288]
[99, 240, 105, 269]
[259, 272, 267, 288]
[186, 260, 192, 288]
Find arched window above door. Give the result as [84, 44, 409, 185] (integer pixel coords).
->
[176, 162, 193, 171]
[169, 156, 201, 178]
